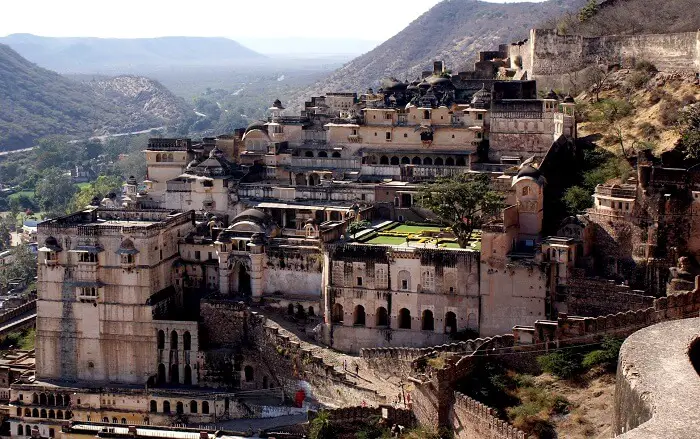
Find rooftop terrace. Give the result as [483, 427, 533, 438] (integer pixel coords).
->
[351, 222, 480, 251]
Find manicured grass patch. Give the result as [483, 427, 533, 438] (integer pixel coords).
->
[75, 182, 91, 189]
[365, 236, 408, 245]
[390, 224, 444, 234]
[8, 191, 34, 201]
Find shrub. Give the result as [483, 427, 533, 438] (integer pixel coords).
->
[638, 122, 658, 139]
[582, 337, 623, 371]
[634, 60, 658, 73]
[648, 89, 666, 105]
[564, 186, 593, 214]
[537, 350, 582, 378]
[627, 71, 651, 90]
[589, 99, 634, 124]
[659, 101, 680, 126]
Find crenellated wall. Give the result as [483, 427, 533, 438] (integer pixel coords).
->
[451, 392, 529, 439]
[511, 29, 700, 77]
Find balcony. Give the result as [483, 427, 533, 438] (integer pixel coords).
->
[348, 134, 362, 143]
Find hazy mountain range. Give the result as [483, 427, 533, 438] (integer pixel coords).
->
[0, 34, 265, 74]
[0, 43, 188, 150]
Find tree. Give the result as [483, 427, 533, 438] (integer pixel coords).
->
[69, 175, 123, 212]
[309, 410, 336, 439]
[678, 103, 700, 159]
[0, 243, 37, 289]
[35, 168, 76, 216]
[578, 0, 599, 22]
[0, 221, 11, 251]
[563, 186, 593, 215]
[419, 174, 503, 248]
[347, 219, 371, 239]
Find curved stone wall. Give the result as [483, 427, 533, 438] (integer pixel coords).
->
[614, 318, 700, 438]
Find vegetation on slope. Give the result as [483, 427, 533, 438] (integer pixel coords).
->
[546, 0, 700, 36]
[0, 44, 187, 150]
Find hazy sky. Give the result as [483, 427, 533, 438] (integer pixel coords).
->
[2, 0, 546, 41]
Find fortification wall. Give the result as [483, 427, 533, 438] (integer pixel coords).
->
[451, 392, 528, 439]
[513, 29, 700, 77]
[561, 277, 654, 317]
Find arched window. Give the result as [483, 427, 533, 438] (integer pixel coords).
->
[32, 393, 38, 404]
[190, 400, 198, 413]
[39, 393, 47, 405]
[167, 153, 174, 162]
[445, 312, 457, 334]
[318, 151, 328, 158]
[17, 424, 22, 436]
[102, 417, 109, 423]
[16, 407, 21, 416]
[48, 410, 55, 419]
[121, 418, 127, 424]
[422, 310, 435, 331]
[162, 401, 171, 414]
[157, 363, 166, 385]
[398, 270, 411, 291]
[331, 303, 344, 324]
[40, 409, 46, 418]
[353, 305, 366, 326]
[380, 156, 389, 165]
[112, 417, 118, 424]
[25, 425, 31, 436]
[308, 306, 315, 316]
[412, 156, 421, 165]
[184, 365, 192, 385]
[305, 151, 314, 157]
[390, 156, 399, 165]
[398, 308, 411, 329]
[202, 402, 209, 414]
[156, 153, 162, 162]
[170, 331, 178, 349]
[244, 366, 254, 382]
[170, 364, 179, 384]
[24, 408, 30, 417]
[263, 376, 269, 389]
[332, 151, 341, 158]
[176, 402, 184, 415]
[65, 411, 72, 419]
[150, 400, 157, 413]
[309, 173, 320, 186]
[183, 332, 191, 351]
[434, 157, 444, 166]
[401, 157, 410, 165]
[295, 173, 306, 186]
[56, 411, 63, 420]
[456, 157, 466, 166]
[423, 157, 433, 165]
[47, 394, 55, 406]
[157, 330, 165, 349]
[522, 186, 530, 196]
[32, 409, 38, 418]
[445, 157, 455, 166]
[376, 307, 388, 327]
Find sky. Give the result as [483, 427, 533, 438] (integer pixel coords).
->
[1, 0, 546, 42]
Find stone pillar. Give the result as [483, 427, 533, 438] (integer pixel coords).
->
[218, 250, 230, 295]
[248, 235, 265, 303]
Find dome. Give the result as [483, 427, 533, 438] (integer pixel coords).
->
[471, 85, 492, 110]
[418, 79, 431, 89]
[234, 208, 270, 223]
[245, 121, 267, 134]
[406, 83, 419, 91]
[544, 89, 558, 100]
[517, 165, 541, 179]
[127, 175, 137, 185]
[381, 77, 407, 91]
[427, 75, 453, 87]
[272, 99, 284, 109]
[229, 208, 276, 236]
[209, 146, 225, 159]
[563, 94, 575, 104]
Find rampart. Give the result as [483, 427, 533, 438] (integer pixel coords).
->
[511, 29, 700, 77]
[451, 392, 528, 439]
[308, 405, 415, 428]
[0, 300, 37, 326]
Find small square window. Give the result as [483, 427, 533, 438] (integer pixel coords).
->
[374, 132, 377, 136]
[356, 277, 363, 286]
[404, 133, 408, 138]
[385, 132, 392, 140]
[195, 251, 201, 260]
[477, 114, 483, 120]
[401, 280, 408, 290]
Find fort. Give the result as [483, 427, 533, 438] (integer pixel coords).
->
[508, 29, 700, 78]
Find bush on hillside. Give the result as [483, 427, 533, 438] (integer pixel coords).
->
[582, 337, 624, 371]
[537, 350, 582, 379]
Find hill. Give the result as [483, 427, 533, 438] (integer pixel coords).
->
[0, 34, 265, 74]
[547, 0, 700, 36]
[293, 0, 585, 99]
[0, 44, 188, 150]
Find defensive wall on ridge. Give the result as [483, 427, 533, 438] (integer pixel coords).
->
[508, 29, 700, 77]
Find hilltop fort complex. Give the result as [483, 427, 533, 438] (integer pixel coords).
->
[5, 28, 700, 439]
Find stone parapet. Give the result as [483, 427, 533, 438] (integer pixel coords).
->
[452, 392, 528, 439]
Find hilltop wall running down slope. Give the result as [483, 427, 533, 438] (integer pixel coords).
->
[510, 29, 700, 77]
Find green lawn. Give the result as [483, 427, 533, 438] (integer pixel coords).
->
[365, 236, 409, 245]
[389, 224, 444, 234]
[8, 191, 34, 201]
[75, 182, 91, 189]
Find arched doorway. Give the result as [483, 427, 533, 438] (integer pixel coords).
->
[231, 262, 251, 296]
[184, 365, 192, 385]
[331, 303, 344, 324]
[445, 312, 457, 334]
[398, 308, 411, 329]
[170, 364, 179, 384]
[353, 305, 366, 326]
[422, 310, 434, 331]
[157, 364, 166, 385]
[375, 307, 388, 327]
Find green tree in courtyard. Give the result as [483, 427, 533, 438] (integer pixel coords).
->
[419, 173, 503, 248]
[563, 186, 593, 215]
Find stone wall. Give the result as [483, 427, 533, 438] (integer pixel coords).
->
[560, 277, 654, 317]
[514, 29, 700, 77]
[451, 392, 528, 439]
[308, 405, 415, 427]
